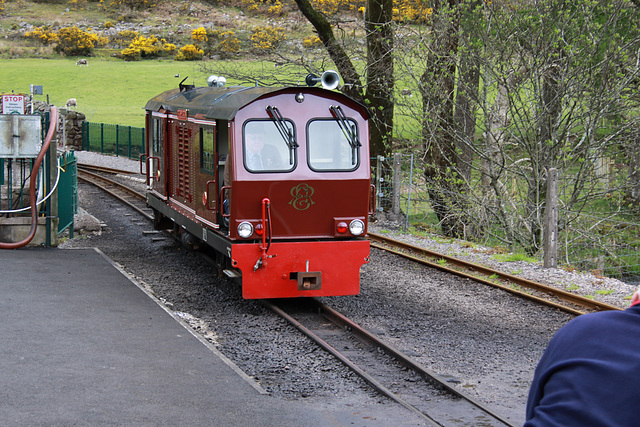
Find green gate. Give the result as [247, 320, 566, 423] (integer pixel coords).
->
[57, 151, 77, 236]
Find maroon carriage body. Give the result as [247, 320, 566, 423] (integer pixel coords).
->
[144, 84, 372, 299]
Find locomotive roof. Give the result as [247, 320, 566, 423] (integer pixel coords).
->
[145, 85, 367, 121]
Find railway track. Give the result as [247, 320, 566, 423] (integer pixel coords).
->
[77, 163, 611, 424]
[263, 298, 514, 426]
[368, 232, 621, 315]
[78, 164, 617, 316]
[77, 165, 153, 221]
[75, 167, 520, 424]
[77, 164, 619, 316]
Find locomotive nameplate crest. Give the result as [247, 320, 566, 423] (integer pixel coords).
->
[289, 183, 315, 211]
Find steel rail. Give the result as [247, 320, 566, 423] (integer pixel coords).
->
[78, 167, 513, 424]
[78, 169, 153, 221]
[262, 299, 443, 426]
[263, 298, 515, 427]
[78, 163, 138, 176]
[368, 232, 621, 315]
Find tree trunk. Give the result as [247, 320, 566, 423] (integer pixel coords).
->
[293, 0, 394, 159]
[365, 0, 394, 159]
[626, 132, 640, 213]
[421, 0, 481, 239]
[293, 0, 363, 101]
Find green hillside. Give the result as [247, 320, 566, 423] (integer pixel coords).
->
[0, 0, 317, 126]
[0, 58, 213, 126]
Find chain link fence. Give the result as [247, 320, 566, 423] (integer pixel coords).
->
[372, 154, 640, 283]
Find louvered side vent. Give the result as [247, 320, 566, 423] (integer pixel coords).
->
[176, 126, 192, 202]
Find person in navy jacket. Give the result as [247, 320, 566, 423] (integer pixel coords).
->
[524, 288, 640, 426]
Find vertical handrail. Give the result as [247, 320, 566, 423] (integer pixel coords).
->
[260, 198, 271, 266]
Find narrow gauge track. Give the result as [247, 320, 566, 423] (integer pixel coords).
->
[264, 298, 515, 427]
[368, 232, 621, 315]
[78, 165, 620, 315]
[78, 163, 140, 176]
[78, 165, 512, 426]
[77, 165, 153, 221]
[78, 163, 517, 425]
[76, 164, 616, 317]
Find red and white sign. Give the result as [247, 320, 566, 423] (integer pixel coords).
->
[2, 95, 25, 114]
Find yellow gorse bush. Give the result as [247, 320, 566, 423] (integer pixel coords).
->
[267, 0, 284, 16]
[302, 35, 323, 49]
[240, 0, 260, 13]
[67, 0, 87, 10]
[25, 26, 107, 56]
[24, 26, 59, 45]
[163, 43, 177, 53]
[121, 35, 174, 60]
[250, 26, 286, 51]
[191, 27, 208, 43]
[175, 44, 204, 61]
[394, 1, 432, 22]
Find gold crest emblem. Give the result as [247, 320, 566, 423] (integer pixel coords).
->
[289, 183, 316, 211]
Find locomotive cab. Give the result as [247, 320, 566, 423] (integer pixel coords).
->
[143, 79, 372, 299]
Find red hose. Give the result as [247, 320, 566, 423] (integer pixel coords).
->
[0, 106, 58, 249]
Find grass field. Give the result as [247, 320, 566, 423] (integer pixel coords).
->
[0, 57, 213, 127]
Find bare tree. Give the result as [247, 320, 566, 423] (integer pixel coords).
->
[397, 0, 640, 256]
[414, 0, 483, 239]
[293, 0, 394, 159]
[471, 0, 640, 255]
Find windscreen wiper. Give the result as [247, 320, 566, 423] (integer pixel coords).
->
[330, 105, 361, 165]
[266, 106, 297, 165]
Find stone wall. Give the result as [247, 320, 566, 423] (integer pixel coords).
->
[59, 108, 85, 151]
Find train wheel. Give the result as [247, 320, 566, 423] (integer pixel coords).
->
[153, 209, 173, 230]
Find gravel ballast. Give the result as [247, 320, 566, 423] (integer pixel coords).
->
[64, 152, 639, 425]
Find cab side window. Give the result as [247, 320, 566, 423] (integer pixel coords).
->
[152, 118, 162, 154]
[200, 126, 216, 174]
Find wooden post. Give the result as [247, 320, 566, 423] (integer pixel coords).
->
[375, 155, 383, 211]
[392, 153, 401, 215]
[544, 168, 558, 268]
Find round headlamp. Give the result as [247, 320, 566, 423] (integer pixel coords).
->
[349, 219, 365, 236]
[237, 221, 254, 238]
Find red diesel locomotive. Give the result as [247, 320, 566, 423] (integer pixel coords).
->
[142, 74, 373, 299]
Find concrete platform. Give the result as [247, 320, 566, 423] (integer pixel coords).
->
[0, 248, 423, 426]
